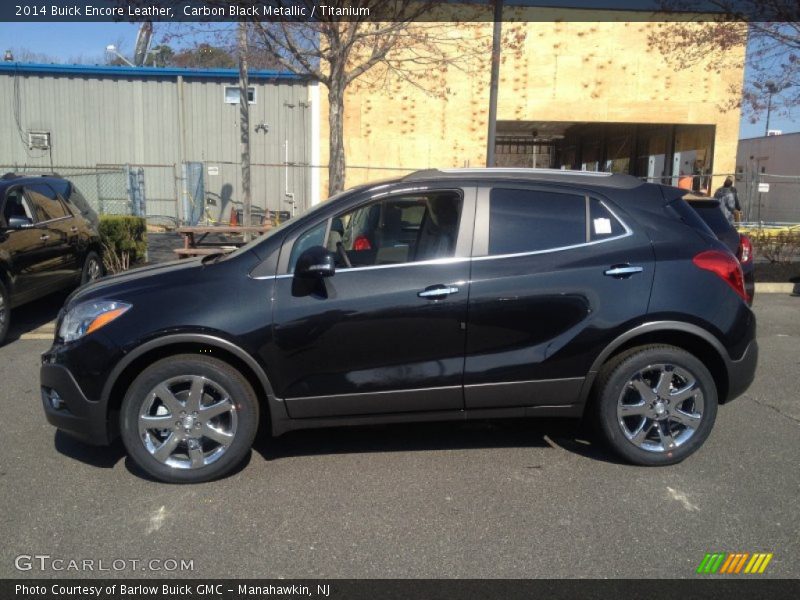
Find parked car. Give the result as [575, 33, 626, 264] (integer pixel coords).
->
[684, 193, 755, 304]
[0, 174, 103, 344]
[40, 169, 757, 483]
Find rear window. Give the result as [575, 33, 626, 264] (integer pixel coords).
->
[666, 198, 715, 237]
[687, 201, 734, 236]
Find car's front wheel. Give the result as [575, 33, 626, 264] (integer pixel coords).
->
[594, 345, 718, 466]
[120, 355, 259, 483]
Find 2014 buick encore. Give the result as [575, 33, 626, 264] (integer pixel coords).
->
[41, 169, 757, 482]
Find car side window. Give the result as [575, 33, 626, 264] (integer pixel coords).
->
[286, 191, 463, 273]
[3, 189, 35, 224]
[336, 192, 462, 268]
[287, 220, 327, 273]
[589, 198, 626, 241]
[489, 188, 586, 255]
[24, 184, 69, 222]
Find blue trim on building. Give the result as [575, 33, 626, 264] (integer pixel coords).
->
[0, 62, 305, 81]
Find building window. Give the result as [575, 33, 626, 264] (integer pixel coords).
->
[224, 86, 256, 104]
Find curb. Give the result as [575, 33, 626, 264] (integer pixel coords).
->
[755, 282, 797, 294]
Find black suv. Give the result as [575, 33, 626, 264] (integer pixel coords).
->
[40, 169, 757, 483]
[1, 174, 103, 344]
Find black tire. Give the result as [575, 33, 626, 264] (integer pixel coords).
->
[0, 280, 9, 346]
[120, 354, 259, 483]
[80, 250, 103, 285]
[594, 344, 718, 466]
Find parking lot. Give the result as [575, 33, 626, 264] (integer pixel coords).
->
[1, 292, 798, 579]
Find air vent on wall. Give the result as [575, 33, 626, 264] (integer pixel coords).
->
[27, 131, 50, 150]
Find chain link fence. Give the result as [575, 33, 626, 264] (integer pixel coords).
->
[1, 164, 129, 215]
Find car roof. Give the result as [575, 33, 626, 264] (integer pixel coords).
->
[401, 168, 644, 190]
[0, 173, 66, 191]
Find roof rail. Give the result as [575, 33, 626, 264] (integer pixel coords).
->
[441, 167, 614, 177]
[401, 167, 643, 189]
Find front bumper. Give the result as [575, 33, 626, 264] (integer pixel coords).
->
[40, 363, 113, 445]
[725, 338, 758, 403]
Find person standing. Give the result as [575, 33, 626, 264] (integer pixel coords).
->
[714, 177, 741, 224]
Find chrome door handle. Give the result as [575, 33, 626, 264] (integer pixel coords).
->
[418, 285, 459, 299]
[39, 234, 50, 241]
[604, 265, 643, 278]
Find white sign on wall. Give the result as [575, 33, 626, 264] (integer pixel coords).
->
[207, 166, 219, 176]
[758, 182, 770, 193]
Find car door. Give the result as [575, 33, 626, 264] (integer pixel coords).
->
[0, 188, 50, 302]
[464, 184, 655, 411]
[267, 186, 476, 419]
[23, 183, 78, 286]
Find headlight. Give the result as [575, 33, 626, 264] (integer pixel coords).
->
[58, 300, 131, 342]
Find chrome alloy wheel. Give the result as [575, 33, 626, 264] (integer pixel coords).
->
[617, 363, 704, 453]
[86, 257, 102, 281]
[138, 376, 238, 469]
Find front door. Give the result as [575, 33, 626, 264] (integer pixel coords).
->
[268, 187, 476, 419]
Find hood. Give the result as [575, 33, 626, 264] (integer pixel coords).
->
[65, 258, 207, 307]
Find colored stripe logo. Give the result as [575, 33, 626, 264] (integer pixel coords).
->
[696, 552, 773, 574]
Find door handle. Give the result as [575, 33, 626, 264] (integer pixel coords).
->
[70, 226, 78, 233]
[604, 264, 643, 278]
[418, 285, 459, 299]
[39, 234, 50, 241]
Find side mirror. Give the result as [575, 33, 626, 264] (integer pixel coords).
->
[6, 215, 34, 229]
[294, 245, 335, 278]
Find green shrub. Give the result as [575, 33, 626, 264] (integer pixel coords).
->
[750, 230, 800, 265]
[99, 215, 147, 273]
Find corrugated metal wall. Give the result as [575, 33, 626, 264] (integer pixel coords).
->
[0, 70, 312, 219]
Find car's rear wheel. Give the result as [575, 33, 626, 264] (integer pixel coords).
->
[81, 251, 103, 285]
[120, 355, 259, 483]
[594, 345, 717, 466]
[0, 280, 9, 345]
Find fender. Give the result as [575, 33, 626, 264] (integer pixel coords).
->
[577, 320, 731, 405]
[100, 333, 290, 431]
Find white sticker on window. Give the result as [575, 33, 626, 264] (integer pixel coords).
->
[593, 217, 612, 235]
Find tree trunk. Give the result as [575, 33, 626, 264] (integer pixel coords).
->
[327, 76, 346, 196]
[238, 22, 252, 240]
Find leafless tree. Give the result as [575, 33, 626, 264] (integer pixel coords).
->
[208, 1, 524, 195]
[648, 1, 800, 123]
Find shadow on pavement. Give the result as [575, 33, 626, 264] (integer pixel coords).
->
[253, 418, 628, 466]
[54, 431, 126, 469]
[53, 417, 628, 481]
[6, 290, 70, 343]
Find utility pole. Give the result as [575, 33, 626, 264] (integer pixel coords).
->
[238, 21, 252, 240]
[764, 80, 777, 137]
[485, 0, 503, 168]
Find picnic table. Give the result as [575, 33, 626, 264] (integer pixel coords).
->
[174, 225, 272, 259]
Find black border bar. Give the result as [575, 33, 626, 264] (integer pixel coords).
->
[2, 1, 799, 23]
[4, 579, 800, 600]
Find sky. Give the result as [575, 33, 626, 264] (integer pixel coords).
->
[0, 21, 795, 139]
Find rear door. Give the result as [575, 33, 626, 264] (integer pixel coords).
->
[0, 188, 48, 301]
[464, 184, 655, 411]
[24, 183, 79, 284]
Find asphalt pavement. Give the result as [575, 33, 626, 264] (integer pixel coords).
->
[1, 293, 798, 579]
